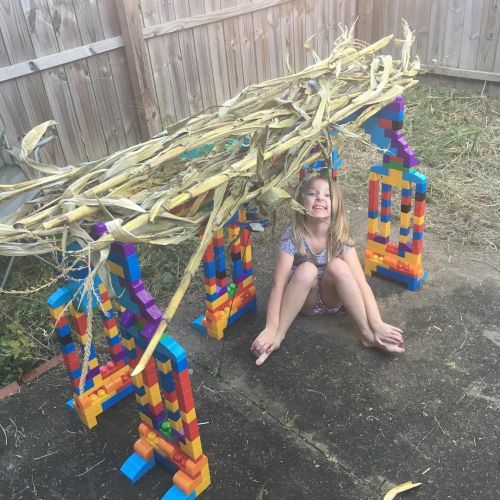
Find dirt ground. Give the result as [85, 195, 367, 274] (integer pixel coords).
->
[0, 206, 498, 499]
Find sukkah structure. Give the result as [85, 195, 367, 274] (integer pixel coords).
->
[0, 24, 424, 499]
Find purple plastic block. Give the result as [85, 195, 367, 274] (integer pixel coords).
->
[127, 279, 145, 294]
[398, 242, 412, 254]
[111, 241, 137, 257]
[120, 310, 136, 328]
[374, 235, 390, 244]
[134, 288, 155, 309]
[387, 100, 404, 112]
[144, 304, 163, 323]
[91, 222, 108, 240]
[140, 323, 156, 342]
[114, 350, 128, 363]
[86, 366, 101, 380]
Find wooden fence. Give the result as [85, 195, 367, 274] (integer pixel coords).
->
[0, 0, 499, 167]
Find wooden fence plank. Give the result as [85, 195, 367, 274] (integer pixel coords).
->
[203, 0, 231, 105]
[292, 0, 306, 71]
[315, 0, 329, 59]
[414, 0, 432, 63]
[237, 0, 259, 87]
[476, 0, 500, 72]
[253, 5, 273, 82]
[279, 1, 293, 74]
[426, 0, 447, 65]
[72, 0, 128, 154]
[141, 0, 177, 126]
[221, 0, 246, 96]
[442, 0, 466, 68]
[19, 0, 87, 164]
[357, 0, 374, 43]
[188, 0, 218, 109]
[117, 0, 161, 139]
[459, 0, 485, 71]
[97, 0, 141, 147]
[0, 0, 65, 165]
[172, 0, 204, 115]
[46, 0, 108, 159]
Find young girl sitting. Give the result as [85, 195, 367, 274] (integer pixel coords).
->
[251, 170, 404, 366]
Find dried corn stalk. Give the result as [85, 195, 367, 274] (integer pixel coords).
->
[0, 24, 421, 373]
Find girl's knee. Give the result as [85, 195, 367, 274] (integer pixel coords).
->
[325, 258, 351, 280]
[293, 262, 318, 285]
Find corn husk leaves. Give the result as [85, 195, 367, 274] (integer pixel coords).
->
[0, 24, 421, 372]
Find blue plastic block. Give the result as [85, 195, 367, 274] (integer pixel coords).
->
[106, 334, 122, 346]
[135, 384, 146, 397]
[380, 214, 391, 223]
[232, 260, 242, 279]
[69, 367, 82, 379]
[159, 372, 176, 393]
[415, 181, 427, 193]
[413, 230, 424, 240]
[60, 342, 75, 355]
[102, 384, 134, 411]
[167, 409, 181, 422]
[56, 323, 72, 338]
[110, 252, 141, 282]
[402, 187, 413, 197]
[400, 227, 411, 236]
[380, 108, 404, 121]
[203, 261, 216, 279]
[374, 266, 427, 292]
[370, 164, 389, 176]
[382, 184, 392, 192]
[65, 398, 76, 412]
[381, 199, 392, 208]
[403, 170, 427, 186]
[161, 485, 195, 500]
[192, 315, 208, 335]
[214, 245, 225, 257]
[158, 337, 188, 372]
[368, 210, 378, 219]
[48, 287, 71, 309]
[120, 452, 156, 484]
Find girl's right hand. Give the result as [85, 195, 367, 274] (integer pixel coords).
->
[251, 327, 283, 366]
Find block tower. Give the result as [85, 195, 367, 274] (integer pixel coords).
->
[89, 222, 211, 499]
[47, 241, 133, 428]
[192, 207, 260, 340]
[362, 96, 427, 290]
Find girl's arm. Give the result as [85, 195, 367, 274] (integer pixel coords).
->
[341, 248, 384, 329]
[263, 249, 294, 331]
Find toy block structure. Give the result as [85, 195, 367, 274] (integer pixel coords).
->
[89, 222, 211, 499]
[192, 207, 260, 340]
[362, 96, 427, 291]
[47, 242, 133, 429]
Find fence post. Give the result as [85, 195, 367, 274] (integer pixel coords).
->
[116, 0, 161, 140]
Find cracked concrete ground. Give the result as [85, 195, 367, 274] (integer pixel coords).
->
[0, 208, 499, 499]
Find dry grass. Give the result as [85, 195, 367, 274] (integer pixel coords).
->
[336, 85, 500, 249]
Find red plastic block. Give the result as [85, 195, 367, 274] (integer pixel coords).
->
[414, 200, 426, 216]
[378, 118, 392, 129]
[183, 419, 200, 441]
[63, 352, 79, 371]
[173, 370, 195, 412]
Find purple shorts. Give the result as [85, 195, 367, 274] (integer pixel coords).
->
[301, 294, 343, 316]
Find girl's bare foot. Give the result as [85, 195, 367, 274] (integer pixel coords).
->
[251, 328, 285, 366]
[361, 322, 405, 353]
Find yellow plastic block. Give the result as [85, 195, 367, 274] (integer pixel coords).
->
[145, 384, 163, 407]
[414, 214, 425, 226]
[181, 407, 197, 424]
[241, 275, 254, 289]
[399, 234, 410, 244]
[367, 219, 378, 234]
[123, 336, 136, 350]
[132, 372, 145, 389]
[107, 260, 125, 279]
[88, 358, 99, 370]
[242, 245, 252, 263]
[49, 305, 65, 321]
[206, 293, 228, 312]
[98, 282, 107, 294]
[170, 417, 184, 432]
[379, 222, 391, 237]
[382, 169, 404, 187]
[157, 359, 172, 374]
[103, 325, 119, 337]
[165, 398, 179, 413]
[100, 299, 113, 312]
[180, 436, 203, 460]
[139, 412, 154, 428]
[400, 212, 411, 228]
[194, 472, 211, 497]
[366, 240, 387, 255]
[204, 283, 217, 295]
[369, 171, 379, 182]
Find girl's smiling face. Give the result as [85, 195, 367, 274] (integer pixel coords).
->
[303, 177, 331, 220]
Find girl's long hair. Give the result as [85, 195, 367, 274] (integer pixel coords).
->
[292, 174, 354, 259]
